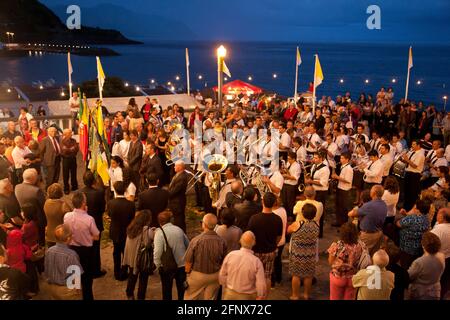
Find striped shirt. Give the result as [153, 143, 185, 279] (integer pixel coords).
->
[184, 230, 227, 274]
[64, 209, 100, 247]
[44, 243, 83, 286]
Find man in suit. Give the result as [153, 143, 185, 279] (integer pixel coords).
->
[128, 129, 143, 194]
[79, 170, 106, 278]
[137, 173, 169, 227]
[168, 160, 189, 232]
[107, 181, 135, 280]
[139, 143, 163, 190]
[0, 142, 11, 180]
[14, 168, 46, 245]
[60, 129, 79, 195]
[39, 126, 62, 189]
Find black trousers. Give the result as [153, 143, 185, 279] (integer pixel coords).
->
[70, 245, 94, 300]
[45, 157, 61, 189]
[335, 189, 352, 225]
[126, 268, 150, 300]
[271, 245, 285, 284]
[404, 172, 421, 211]
[201, 185, 213, 213]
[113, 240, 126, 279]
[160, 267, 186, 300]
[281, 184, 297, 218]
[194, 181, 203, 207]
[92, 236, 102, 275]
[62, 156, 78, 192]
[315, 190, 328, 238]
[441, 257, 450, 300]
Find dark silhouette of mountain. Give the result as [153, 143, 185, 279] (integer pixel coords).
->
[49, 3, 197, 40]
[0, 0, 140, 44]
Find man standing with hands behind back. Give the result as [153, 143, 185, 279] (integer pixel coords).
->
[40, 127, 61, 189]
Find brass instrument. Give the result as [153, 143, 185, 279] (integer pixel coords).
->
[165, 122, 185, 166]
[298, 161, 313, 192]
[392, 149, 410, 178]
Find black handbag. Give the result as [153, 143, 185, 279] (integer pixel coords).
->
[136, 227, 156, 273]
[159, 226, 178, 274]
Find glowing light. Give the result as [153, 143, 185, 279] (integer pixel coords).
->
[136, 86, 141, 92]
[175, 76, 180, 81]
[124, 82, 129, 87]
[151, 79, 155, 84]
[171, 86, 175, 91]
[217, 45, 227, 58]
[339, 79, 344, 83]
[198, 75, 203, 80]
[273, 73, 277, 79]
[248, 76, 253, 81]
[417, 80, 422, 85]
[392, 78, 397, 83]
[39, 85, 44, 90]
[167, 81, 172, 86]
[61, 92, 65, 97]
[224, 77, 228, 81]
[7, 89, 11, 93]
[444, 96, 448, 100]
[365, 79, 369, 84]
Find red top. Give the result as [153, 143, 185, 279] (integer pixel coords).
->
[24, 129, 47, 145]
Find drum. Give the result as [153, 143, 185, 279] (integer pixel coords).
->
[392, 160, 407, 178]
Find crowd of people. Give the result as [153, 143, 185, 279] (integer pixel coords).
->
[0, 87, 449, 301]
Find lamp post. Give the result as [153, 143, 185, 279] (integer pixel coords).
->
[444, 95, 448, 112]
[217, 45, 227, 110]
[10, 33, 14, 43]
[6, 32, 10, 44]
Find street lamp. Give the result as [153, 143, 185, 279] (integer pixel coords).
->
[365, 79, 370, 84]
[10, 33, 15, 43]
[392, 78, 397, 83]
[444, 95, 448, 112]
[339, 79, 344, 84]
[6, 32, 10, 43]
[417, 80, 422, 85]
[175, 75, 180, 81]
[198, 75, 203, 80]
[124, 82, 129, 87]
[248, 76, 253, 81]
[217, 45, 227, 109]
[273, 73, 277, 79]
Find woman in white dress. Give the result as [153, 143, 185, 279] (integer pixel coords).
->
[109, 155, 136, 201]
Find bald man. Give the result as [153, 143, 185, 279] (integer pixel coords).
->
[60, 129, 79, 194]
[184, 214, 227, 300]
[219, 231, 267, 300]
[40, 127, 62, 188]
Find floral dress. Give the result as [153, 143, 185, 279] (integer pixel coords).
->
[327, 240, 364, 278]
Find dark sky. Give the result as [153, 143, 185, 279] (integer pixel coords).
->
[41, 0, 450, 43]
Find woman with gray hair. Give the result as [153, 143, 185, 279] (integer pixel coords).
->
[352, 249, 395, 300]
[44, 183, 72, 246]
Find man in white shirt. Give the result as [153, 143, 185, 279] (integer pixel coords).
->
[331, 152, 353, 226]
[279, 124, 291, 161]
[379, 144, 393, 183]
[363, 149, 384, 189]
[305, 152, 330, 237]
[261, 166, 284, 198]
[305, 123, 322, 154]
[11, 136, 31, 185]
[402, 140, 425, 211]
[354, 124, 369, 144]
[431, 207, 450, 299]
[292, 137, 307, 164]
[391, 133, 403, 155]
[322, 134, 338, 170]
[213, 166, 239, 210]
[369, 131, 381, 152]
[69, 91, 80, 132]
[281, 151, 301, 218]
[424, 148, 447, 189]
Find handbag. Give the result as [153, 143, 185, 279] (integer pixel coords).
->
[136, 227, 156, 273]
[159, 226, 178, 274]
[357, 241, 372, 270]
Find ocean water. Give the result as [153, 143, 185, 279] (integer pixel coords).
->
[1, 41, 449, 107]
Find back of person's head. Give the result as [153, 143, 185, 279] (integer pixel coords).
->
[302, 203, 317, 221]
[231, 181, 243, 195]
[146, 173, 158, 186]
[202, 213, 217, 231]
[220, 208, 236, 228]
[243, 186, 256, 201]
[21, 203, 37, 222]
[304, 186, 316, 199]
[54, 224, 72, 243]
[415, 199, 431, 215]
[360, 190, 371, 204]
[421, 231, 441, 255]
[228, 165, 239, 178]
[113, 181, 126, 196]
[339, 222, 359, 245]
[158, 210, 173, 226]
[22, 168, 38, 184]
[371, 185, 384, 199]
[372, 249, 389, 269]
[72, 191, 86, 209]
[47, 183, 64, 199]
[262, 192, 277, 209]
[368, 150, 378, 158]
[385, 241, 401, 265]
[83, 170, 95, 187]
[127, 210, 152, 239]
[383, 176, 399, 194]
[240, 231, 256, 249]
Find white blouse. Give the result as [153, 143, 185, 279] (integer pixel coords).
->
[382, 190, 399, 217]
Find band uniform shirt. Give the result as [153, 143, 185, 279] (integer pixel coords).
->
[338, 163, 353, 191]
[322, 141, 338, 168]
[294, 146, 307, 163]
[305, 133, 322, 153]
[280, 132, 291, 150]
[214, 178, 236, 209]
[269, 171, 284, 197]
[363, 159, 384, 184]
[284, 161, 301, 186]
[380, 154, 393, 177]
[405, 149, 425, 174]
[310, 161, 330, 191]
[430, 157, 448, 177]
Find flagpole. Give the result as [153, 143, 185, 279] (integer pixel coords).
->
[186, 48, 190, 96]
[96, 57, 103, 101]
[405, 46, 412, 102]
[312, 54, 317, 113]
[68, 52, 73, 97]
[294, 46, 299, 101]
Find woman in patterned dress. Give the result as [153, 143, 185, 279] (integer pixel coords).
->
[287, 203, 319, 300]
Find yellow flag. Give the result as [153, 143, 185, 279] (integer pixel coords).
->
[296, 47, 302, 66]
[97, 103, 104, 137]
[223, 60, 231, 78]
[68, 52, 73, 75]
[97, 153, 110, 185]
[408, 46, 413, 70]
[96, 56, 106, 97]
[314, 54, 324, 88]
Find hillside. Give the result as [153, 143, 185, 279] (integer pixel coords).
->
[0, 0, 140, 44]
